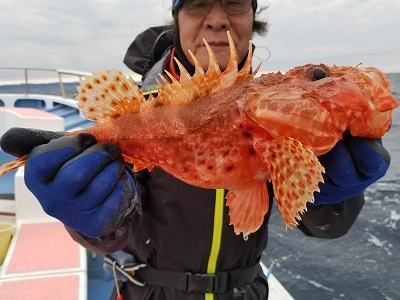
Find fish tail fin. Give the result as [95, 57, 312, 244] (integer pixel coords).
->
[226, 183, 270, 237]
[0, 154, 28, 176]
[265, 136, 325, 229]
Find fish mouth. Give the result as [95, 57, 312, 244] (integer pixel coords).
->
[359, 67, 392, 92]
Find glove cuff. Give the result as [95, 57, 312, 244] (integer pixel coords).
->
[101, 168, 137, 236]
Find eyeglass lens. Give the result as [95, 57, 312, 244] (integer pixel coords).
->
[183, 0, 253, 16]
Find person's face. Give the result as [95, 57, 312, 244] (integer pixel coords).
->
[178, 0, 254, 71]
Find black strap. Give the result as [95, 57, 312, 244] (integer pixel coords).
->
[133, 263, 263, 294]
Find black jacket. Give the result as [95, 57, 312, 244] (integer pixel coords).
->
[67, 27, 364, 300]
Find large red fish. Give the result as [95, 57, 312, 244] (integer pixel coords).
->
[0, 33, 398, 237]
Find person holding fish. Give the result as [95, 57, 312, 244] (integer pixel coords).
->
[0, 0, 395, 299]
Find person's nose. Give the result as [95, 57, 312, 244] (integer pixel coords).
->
[204, 0, 230, 30]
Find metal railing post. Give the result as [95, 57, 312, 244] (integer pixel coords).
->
[24, 68, 29, 95]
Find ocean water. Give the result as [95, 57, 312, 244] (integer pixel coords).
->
[263, 73, 400, 300]
[1, 73, 399, 300]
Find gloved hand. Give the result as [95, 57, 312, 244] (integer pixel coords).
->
[313, 132, 391, 205]
[1, 128, 136, 238]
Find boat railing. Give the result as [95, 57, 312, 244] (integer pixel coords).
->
[0, 67, 91, 98]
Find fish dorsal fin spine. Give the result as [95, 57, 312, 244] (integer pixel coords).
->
[157, 31, 256, 103]
[76, 32, 258, 122]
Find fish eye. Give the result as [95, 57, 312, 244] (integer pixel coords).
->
[312, 67, 327, 80]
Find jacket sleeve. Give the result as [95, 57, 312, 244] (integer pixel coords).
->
[65, 222, 131, 254]
[296, 193, 364, 239]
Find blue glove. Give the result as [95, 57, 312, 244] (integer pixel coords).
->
[313, 132, 390, 205]
[1, 128, 136, 238]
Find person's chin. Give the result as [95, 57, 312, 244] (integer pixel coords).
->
[192, 47, 229, 71]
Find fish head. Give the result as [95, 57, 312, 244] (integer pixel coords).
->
[285, 64, 397, 135]
[315, 64, 395, 105]
[317, 64, 399, 136]
[246, 63, 398, 155]
[284, 63, 395, 104]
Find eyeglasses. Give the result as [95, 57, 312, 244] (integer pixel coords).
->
[182, 0, 253, 16]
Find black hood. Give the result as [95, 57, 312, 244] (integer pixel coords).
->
[124, 26, 255, 79]
[123, 26, 174, 77]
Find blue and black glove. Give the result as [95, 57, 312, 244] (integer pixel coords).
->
[1, 128, 136, 238]
[314, 132, 390, 205]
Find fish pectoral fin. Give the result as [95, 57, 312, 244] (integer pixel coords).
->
[0, 155, 28, 176]
[226, 183, 270, 237]
[265, 136, 325, 229]
[123, 155, 154, 172]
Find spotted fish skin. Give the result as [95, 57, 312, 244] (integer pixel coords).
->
[82, 80, 268, 187]
[0, 32, 398, 237]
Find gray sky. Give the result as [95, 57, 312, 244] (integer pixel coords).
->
[0, 0, 399, 84]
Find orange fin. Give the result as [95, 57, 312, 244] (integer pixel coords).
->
[0, 155, 28, 176]
[76, 69, 150, 122]
[226, 183, 270, 237]
[123, 155, 154, 172]
[157, 31, 255, 106]
[265, 136, 325, 229]
[75, 32, 257, 124]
